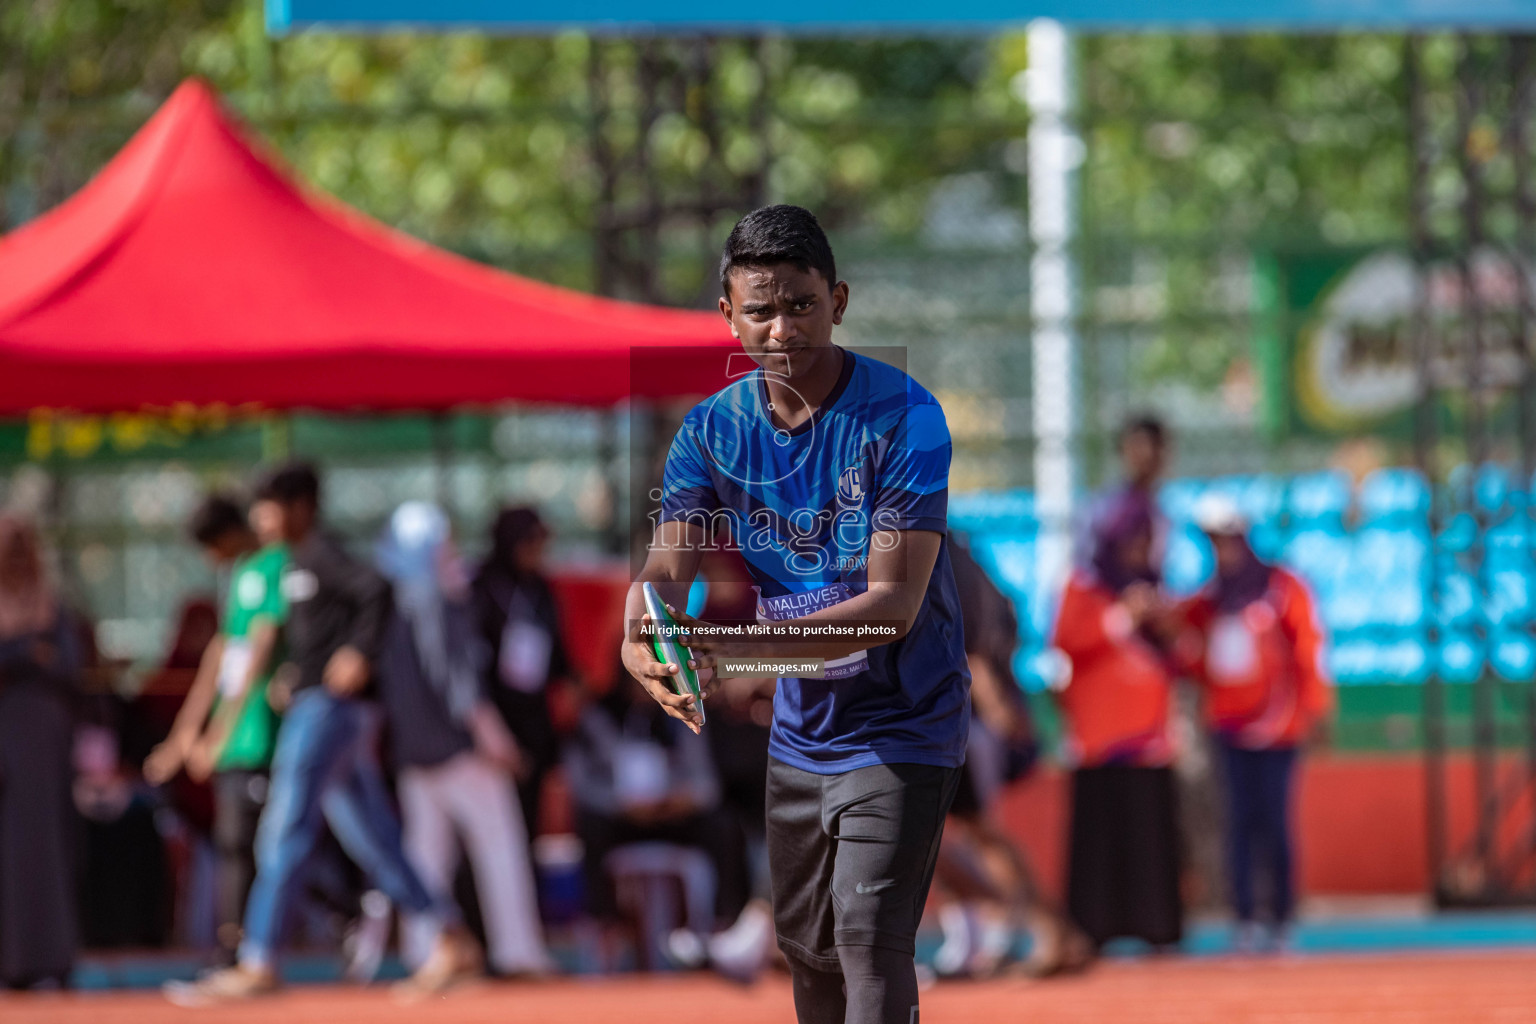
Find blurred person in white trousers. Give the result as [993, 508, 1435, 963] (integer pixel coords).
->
[375, 502, 555, 978]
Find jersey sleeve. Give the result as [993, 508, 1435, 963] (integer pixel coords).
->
[1052, 575, 1121, 663]
[1169, 592, 1215, 682]
[256, 550, 289, 625]
[871, 399, 951, 535]
[1279, 571, 1334, 723]
[659, 419, 722, 526]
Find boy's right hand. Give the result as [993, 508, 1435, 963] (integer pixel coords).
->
[621, 613, 703, 734]
[143, 737, 188, 785]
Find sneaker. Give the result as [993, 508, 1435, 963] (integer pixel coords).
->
[1231, 921, 1262, 955]
[164, 964, 279, 1006]
[396, 928, 483, 998]
[933, 903, 976, 978]
[667, 928, 709, 970]
[708, 902, 775, 985]
[344, 890, 393, 984]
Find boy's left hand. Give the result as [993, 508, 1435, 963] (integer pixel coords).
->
[665, 605, 730, 699]
[324, 645, 370, 696]
[186, 738, 219, 783]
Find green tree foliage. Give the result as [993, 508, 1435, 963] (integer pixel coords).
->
[0, 8, 1469, 406]
[0, 1, 1031, 301]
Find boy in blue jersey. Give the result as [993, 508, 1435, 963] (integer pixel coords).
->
[621, 205, 970, 1024]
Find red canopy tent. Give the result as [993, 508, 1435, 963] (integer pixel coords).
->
[0, 80, 737, 414]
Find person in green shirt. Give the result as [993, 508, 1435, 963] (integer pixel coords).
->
[145, 493, 287, 964]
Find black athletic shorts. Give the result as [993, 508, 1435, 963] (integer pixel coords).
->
[766, 757, 961, 971]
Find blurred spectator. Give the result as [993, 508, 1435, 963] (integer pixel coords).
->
[375, 501, 555, 978]
[1052, 487, 1183, 950]
[473, 506, 572, 838]
[566, 673, 746, 933]
[666, 548, 776, 982]
[0, 514, 83, 989]
[933, 535, 1090, 978]
[168, 464, 478, 1004]
[132, 598, 221, 761]
[1075, 416, 1170, 573]
[75, 715, 170, 949]
[144, 494, 288, 964]
[1177, 495, 1335, 952]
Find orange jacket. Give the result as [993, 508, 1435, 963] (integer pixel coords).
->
[1176, 568, 1333, 750]
[1051, 572, 1176, 768]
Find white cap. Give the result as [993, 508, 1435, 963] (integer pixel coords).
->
[1193, 493, 1248, 536]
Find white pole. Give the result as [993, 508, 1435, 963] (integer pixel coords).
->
[1026, 19, 1081, 596]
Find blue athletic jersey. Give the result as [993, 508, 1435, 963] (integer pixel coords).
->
[660, 347, 970, 774]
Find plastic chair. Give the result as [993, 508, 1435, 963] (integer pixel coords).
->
[1437, 634, 1486, 685]
[1162, 524, 1212, 596]
[1358, 467, 1431, 523]
[1158, 478, 1205, 525]
[605, 842, 717, 972]
[948, 489, 1036, 535]
[1491, 632, 1536, 682]
[1448, 463, 1513, 519]
[1286, 471, 1352, 525]
[1236, 474, 1287, 529]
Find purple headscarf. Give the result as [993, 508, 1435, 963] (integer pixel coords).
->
[1209, 535, 1274, 613]
[1084, 485, 1162, 595]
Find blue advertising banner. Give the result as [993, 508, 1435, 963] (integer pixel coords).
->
[267, 0, 1536, 33]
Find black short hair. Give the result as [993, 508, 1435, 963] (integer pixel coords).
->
[189, 494, 248, 547]
[254, 461, 321, 508]
[719, 205, 837, 297]
[1118, 413, 1168, 448]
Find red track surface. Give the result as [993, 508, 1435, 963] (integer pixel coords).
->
[3, 951, 1534, 1024]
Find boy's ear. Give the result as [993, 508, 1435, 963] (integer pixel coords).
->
[718, 296, 740, 339]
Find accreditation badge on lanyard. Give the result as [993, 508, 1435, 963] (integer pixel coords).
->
[756, 581, 870, 680]
[218, 640, 254, 699]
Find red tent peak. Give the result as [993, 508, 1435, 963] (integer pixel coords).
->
[0, 79, 735, 412]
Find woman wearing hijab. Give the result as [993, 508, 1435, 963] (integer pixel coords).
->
[472, 507, 573, 837]
[375, 502, 554, 978]
[0, 515, 83, 989]
[1177, 495, 1333, 952]
[1051, 488, 1183, 950]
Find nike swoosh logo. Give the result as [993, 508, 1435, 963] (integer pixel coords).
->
[855, 880, 895, 895]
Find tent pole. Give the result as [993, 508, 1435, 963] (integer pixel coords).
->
[432, 411, 453, 516]
[260, 413, 292, 463]
[1026, 19, 1082, 614]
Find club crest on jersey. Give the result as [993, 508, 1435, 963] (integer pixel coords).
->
[838, 465, 865, 506]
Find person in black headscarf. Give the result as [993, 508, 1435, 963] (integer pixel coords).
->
[472, 507, 574, 838]
[0, 514, 82, 989]
[1052, 486, 1184, 951]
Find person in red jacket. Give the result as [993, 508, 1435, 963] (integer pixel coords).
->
[1178, 495, 1333, 952]
[1051, 486, 1183, 950]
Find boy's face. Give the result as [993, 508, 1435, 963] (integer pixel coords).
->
[719, 262, 849, 383]
[1210, 532, 1247, 576]
[277, 497, 316, 541]
[202, 529, 249, 568]
[1119, 429, 1167, 486]
[249, 499, 284, 547]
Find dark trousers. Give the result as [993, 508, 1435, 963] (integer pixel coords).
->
[0, 684, 76, 988]
[1217, 742, 1299, 925]
[212, 771, 267, 961]
[1067, 764, 1183, 948]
